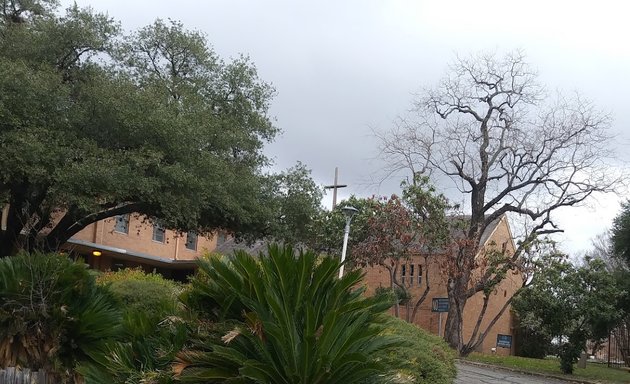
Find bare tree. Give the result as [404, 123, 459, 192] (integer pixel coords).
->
[377, 50, 622, 355]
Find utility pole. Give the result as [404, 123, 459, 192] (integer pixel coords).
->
[324, 167, 347, 210]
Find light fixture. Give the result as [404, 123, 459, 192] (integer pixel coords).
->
[339, 206, 359, 278]
[92, 250, 102, 257]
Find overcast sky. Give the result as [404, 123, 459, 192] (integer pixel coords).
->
[66, 0, 630, 255]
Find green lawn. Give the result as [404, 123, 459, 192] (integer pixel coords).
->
[465, 353, 630, 383]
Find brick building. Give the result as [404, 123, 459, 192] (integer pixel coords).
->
[63, 214, 222, 280]
[362, 215, 522, 355]
[63, 212, 521, 354]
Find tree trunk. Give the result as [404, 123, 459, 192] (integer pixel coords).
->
[444, 276, 468, 354]
[386, 266, 400, 318]
[410, 255, 431, 324]
[0, 203, 24, 257]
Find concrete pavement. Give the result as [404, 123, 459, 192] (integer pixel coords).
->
[455, 362, 576, 384]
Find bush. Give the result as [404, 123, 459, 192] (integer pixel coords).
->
[176, 244, 402, 384]
[369, 317, 457, 384]
[97, 268, 181, 321]
[0, 252, 121, 382]
[80, 268, 187, 383]
[514, 326, 551, 359]
[374, 286, 412, 306]
[558, 332, 586, 375]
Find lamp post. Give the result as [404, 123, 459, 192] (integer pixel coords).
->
[339, 205, 359, 278]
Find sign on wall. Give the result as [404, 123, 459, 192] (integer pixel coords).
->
[431, 298, 449, 312]
[496, 334, 512, 348]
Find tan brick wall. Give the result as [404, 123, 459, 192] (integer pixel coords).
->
[72, 214, 216, 261]
[361, 215, 522, 356]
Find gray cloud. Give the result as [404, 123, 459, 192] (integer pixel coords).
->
[65, 0, 630, 254]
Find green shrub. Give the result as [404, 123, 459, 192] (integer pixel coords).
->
[514, 326, 551, 359]
[374, 286, 412, 306]
[177, 244, 402, 384]
[370, 317, 457, 384]
[97, 268, 181, 320]
[558, 333, 585, 375]
[80, 268, 187, 383]
[0, 252, 121, 381]
[97, 267, 178, 285]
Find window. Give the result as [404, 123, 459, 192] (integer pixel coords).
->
[185, 231, 198, 251]
[152, 224, 165, 243]
[418, 264, 423, 285]
[114, 214, 129, 234]
[409, 264, 414, 286]
[401, 264, 406, 284]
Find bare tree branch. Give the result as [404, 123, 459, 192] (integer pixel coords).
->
[377, 50, 624, 355]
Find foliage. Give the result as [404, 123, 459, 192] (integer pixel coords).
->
[374, 286, 412, 307]
[583, 213, 630, 367]
[512, 249, 623, 374]
[366, 317, 456, 384]
[307, 178, 454, 321]
[611, 200, 630, 265]
[76, 268, 189, 383]
[307, 195, 379, 256]
[78, 312, 188, 384]
[97, 268, 182, 321]
[261, 162, 324, 246]
[610, 268, 630, 366]
[373, 286, 398, 306]
[350, 176, 454, 320]
[0, 1, 321, 256]
[377, 50, 620, 354]
[513, 327, 551, 359]
[176, 244, 402, 383]
[0, 252, 121, 381]
[1, 0, 58, 22]
[607, 203, 630, 366]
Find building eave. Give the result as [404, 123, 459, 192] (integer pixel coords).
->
[64, 239, 197, 269]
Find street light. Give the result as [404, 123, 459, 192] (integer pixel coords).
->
[339, 205, 359, 278]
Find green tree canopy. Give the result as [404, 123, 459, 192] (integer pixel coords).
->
[0, 1, 319, 255]
[611, 200, 630, 265]
[512, 247, 623, 373]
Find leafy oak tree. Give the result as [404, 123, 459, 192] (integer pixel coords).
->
[377, 51, 621, 354]
[0, 1, 317, 255]
[263, 162, 323, 246]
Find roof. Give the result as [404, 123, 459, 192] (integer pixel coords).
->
[479, 215, 504, 247]
[65, 239, 197, 269]
[213, 238, 269, 256]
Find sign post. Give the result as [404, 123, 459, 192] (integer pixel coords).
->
[432, 298, 449, 337]
[496, 334, 512, 349]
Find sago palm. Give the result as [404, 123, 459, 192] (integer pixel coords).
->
[177, 244, 402, 384]
[0, 252, 121, 381]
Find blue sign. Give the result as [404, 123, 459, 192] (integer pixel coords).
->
[431, 298, 449, 312]
[496, 334, 512, 348]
